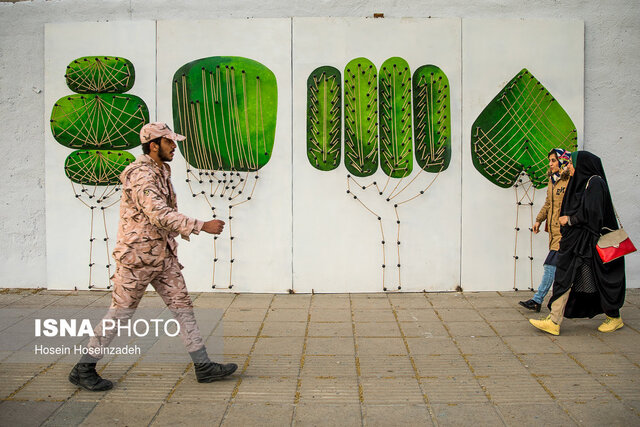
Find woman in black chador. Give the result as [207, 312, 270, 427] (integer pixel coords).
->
[529, 151, 626, 335]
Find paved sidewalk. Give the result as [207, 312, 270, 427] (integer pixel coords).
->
[0, 288, 639, 426]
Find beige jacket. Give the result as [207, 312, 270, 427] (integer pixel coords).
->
[535, 175, 570, 251]
[112, 155, 203, 268]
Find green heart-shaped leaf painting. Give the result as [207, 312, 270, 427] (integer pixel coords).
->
[471, 68, 577, 189]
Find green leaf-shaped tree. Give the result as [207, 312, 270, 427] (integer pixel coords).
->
[50, 56, 149, 289]
[172, 56, 278, 289]
[470, 68, 577, 290]
[307, 58, 452, 290]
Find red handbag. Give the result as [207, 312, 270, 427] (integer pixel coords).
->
[597, 227, 636, 263]
[585, 175, 636, 263]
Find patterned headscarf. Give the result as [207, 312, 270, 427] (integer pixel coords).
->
[551, 148, 572, 183]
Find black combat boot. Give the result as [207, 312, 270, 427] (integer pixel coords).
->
[68, 362, 113, 391]
[190, 346, 238, 383]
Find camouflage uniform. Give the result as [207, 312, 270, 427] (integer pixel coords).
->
[87, 154, 205, 357]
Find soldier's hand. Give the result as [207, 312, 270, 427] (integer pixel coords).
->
[202, 219, 225, 235]
[533, 221, 541, 234]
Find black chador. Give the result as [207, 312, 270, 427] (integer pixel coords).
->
[548, 151, 626, 318]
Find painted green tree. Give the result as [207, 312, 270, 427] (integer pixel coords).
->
[172, 56, 278, 289]
[306, 58, 452, 290]
[50, 56, 149, 289]
[470, 68, 578, 290]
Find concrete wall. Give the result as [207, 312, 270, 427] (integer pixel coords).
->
[1, 0, 638, 289]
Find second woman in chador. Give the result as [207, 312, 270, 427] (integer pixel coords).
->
[529, 151, 626, 335]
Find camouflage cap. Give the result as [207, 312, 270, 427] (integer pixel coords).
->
[140, 122, 186, 144]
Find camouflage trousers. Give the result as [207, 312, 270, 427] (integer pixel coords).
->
[86, 256, 204, 359]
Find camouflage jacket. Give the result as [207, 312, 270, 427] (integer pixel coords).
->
[112, 154, 203, 267]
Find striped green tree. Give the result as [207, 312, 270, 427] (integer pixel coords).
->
[172, 56, 278, 289]
[307, 58, 452, 290]
[50, 56, 149, 288]
[470, 68, 577, 290]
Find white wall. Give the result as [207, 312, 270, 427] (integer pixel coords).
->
[1, 0, 638, 290]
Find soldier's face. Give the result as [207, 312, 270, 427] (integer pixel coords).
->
[158, 137, 176, 162]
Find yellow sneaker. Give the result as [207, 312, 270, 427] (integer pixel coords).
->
[529, 315, 560, 336]
[598, 316, 623, 333]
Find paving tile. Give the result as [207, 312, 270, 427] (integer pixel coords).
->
[455, 337, 512, 355]
[260, 321, 307, 337]
[465, 354, 529, 377]
[399, 321, 449, 338]
[217, 321, 263, 337]
[0, 401, 63, 426]
[541, 373, 615, 401]
[357, 337, 406, 355]
[363, 404, 432, 426]
[350, 297, 392, 311]
[252, 336, 305, 356]
[477, 375, 553, 403]
[223, 308, 268, 322]
[265, 308, 309, 322]
[358, 354, 415, 378]
[467, 296, 516, 309]
[102, 363, 184, 403]
[243, 354, 300, 378]
[352, 309, 396, 323]
[620, 305, 640, 319]
[562, 398, 639, 425]
[446, 321, 497, 337]
[571, 352, 640, 377]
[297, 377, 360, 403]
[437, 308, 483, 322]
[360, 377, 424, 403]
[271, 294, 311, 309]
[552, 335, 615, 353]
[217, 337, 255, 355]
[428, 293, 472, 308]
[11, 363, 78, 401]
[432, 402, 502, 426]
[167, 372, 237, 403]
[301, 355, 357, 378]
[311, 296, 351, 309]
[355, 322, 401, 337]
[478, 308, 525, 321]
[503, 335, 563, 354]
[233, 376, 297, 403]
[222, 403, 294, 426]
[229, 294, 273, 308]
[598, 376, 640, 401]
[0, 362, 49, 399]
[150, 402, 227, 426]
[421, 376, 488, 403]
[307, 322, 353, 337]
[496, 402, 575, 426]
[309, 309, 352, 323]
[293, 403, 361, 426]
[42, 401, 98, 426]
[394, 308, 439, 322]
[405, 337, 459, 355]
[597, 327, 640, 353]
[191, 294, 234, 309]
[413, 354, 472, 378]
[519, 353, 585, 377]
[387, 294, 430, 309]
[80, 401, 162, 426]
[306, 337, 355, 356]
